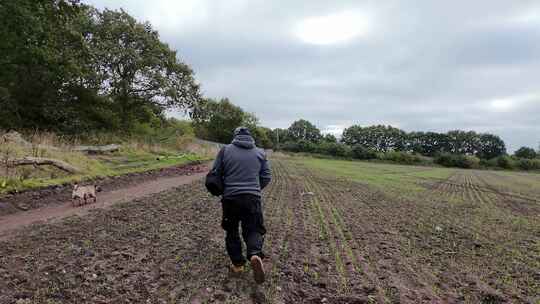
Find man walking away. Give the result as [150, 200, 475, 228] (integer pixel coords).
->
[212, 127, 272, 284]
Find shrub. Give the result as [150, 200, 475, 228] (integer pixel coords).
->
[280, 140, 317, 153]
[280, 141, 300, 153]
[316, 142, 352, 157]
[462, 155, 481, 168]
[435, 153, 480, 169]
[380, 151, 423, 164]
[479, 158, 491, 168]
[434, 153, 452, 167]
[496, 155, 516, 169]
[514, 147, 537, 159]
[517, 158, 540, 171]
[297, 140, 317, 153]
[351, 145, 378, 160]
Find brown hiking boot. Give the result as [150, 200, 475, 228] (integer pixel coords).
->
[231, 264, 245, 274]
[250, 256, 265, 284]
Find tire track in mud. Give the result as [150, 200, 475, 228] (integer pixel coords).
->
[472, 172, 540, 216]
[480, 171, 540, 200]
[433, 177, 540, 204]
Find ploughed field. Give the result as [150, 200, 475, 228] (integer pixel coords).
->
[0, 156, 539, 303]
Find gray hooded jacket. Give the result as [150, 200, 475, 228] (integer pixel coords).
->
[212, 134, 272, 198]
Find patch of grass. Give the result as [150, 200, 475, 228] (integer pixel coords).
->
[97, 147, 204, 174]
[295, 156, 455, 195]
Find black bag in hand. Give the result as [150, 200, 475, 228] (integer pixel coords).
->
[205, 147, 226, 196]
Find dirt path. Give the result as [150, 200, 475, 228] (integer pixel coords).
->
[0, 168, 207, 240]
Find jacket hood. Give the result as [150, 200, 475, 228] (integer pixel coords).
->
[232, 134, 255, 149]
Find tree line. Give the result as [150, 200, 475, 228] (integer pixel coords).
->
[270, 119, 540, 169]
[341, 125, 506, 159]
[0, 0, 200, 135]
[273, 119, 508, 158]
[186, 99, 539, 169]
[193, 110, 532, 164]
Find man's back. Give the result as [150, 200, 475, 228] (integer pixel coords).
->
[214, 130, 271, 198]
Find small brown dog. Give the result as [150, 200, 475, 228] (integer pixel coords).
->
[72, 183, 101, 206]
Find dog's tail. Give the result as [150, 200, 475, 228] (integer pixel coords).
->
[73, 183, 79, 190]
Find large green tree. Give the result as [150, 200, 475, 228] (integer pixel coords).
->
[85, 8, 200, 130]
[322, 133, 338, 143]
[192, 98, 262, 144]
[270, 128, 289, 147]
[0, 0, 89, 131]
[251, 126, 274, 149]
[446, 130, 479, 155]
[514, 146, 537, 159]
[287, 119, 322, 143]
[476, 133, 506, 159]
[0, 2, 200, 134]
[408, 131, 451, 156]
[342, 125, 407, 152]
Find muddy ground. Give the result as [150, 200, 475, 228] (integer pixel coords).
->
[0, 158, 539, 303]
[0, 162, 206, 216]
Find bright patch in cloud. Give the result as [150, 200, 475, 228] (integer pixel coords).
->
[490, 98, 514, 111]
[510, 8, 540, 25]
[295, 10, 371, 45]
[489, 93, 539, 112]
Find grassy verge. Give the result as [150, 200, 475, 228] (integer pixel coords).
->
[0, 139, 208, 194]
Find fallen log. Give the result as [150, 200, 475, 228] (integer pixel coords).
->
[7, 157, 81, 174]
[72, 144, 120, 154]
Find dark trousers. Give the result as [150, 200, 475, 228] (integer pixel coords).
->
[221, 194, 266, 266]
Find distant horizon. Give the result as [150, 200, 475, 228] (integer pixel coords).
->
[90, 0, 540, 152]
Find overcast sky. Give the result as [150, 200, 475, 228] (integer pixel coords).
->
[85, 0, 540, 152]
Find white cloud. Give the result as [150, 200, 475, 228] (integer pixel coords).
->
[294, 10, 372, 45]
[490, 98, 514, 112]
[489, 93, 539, 112]
[510, 7, 540, 25]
